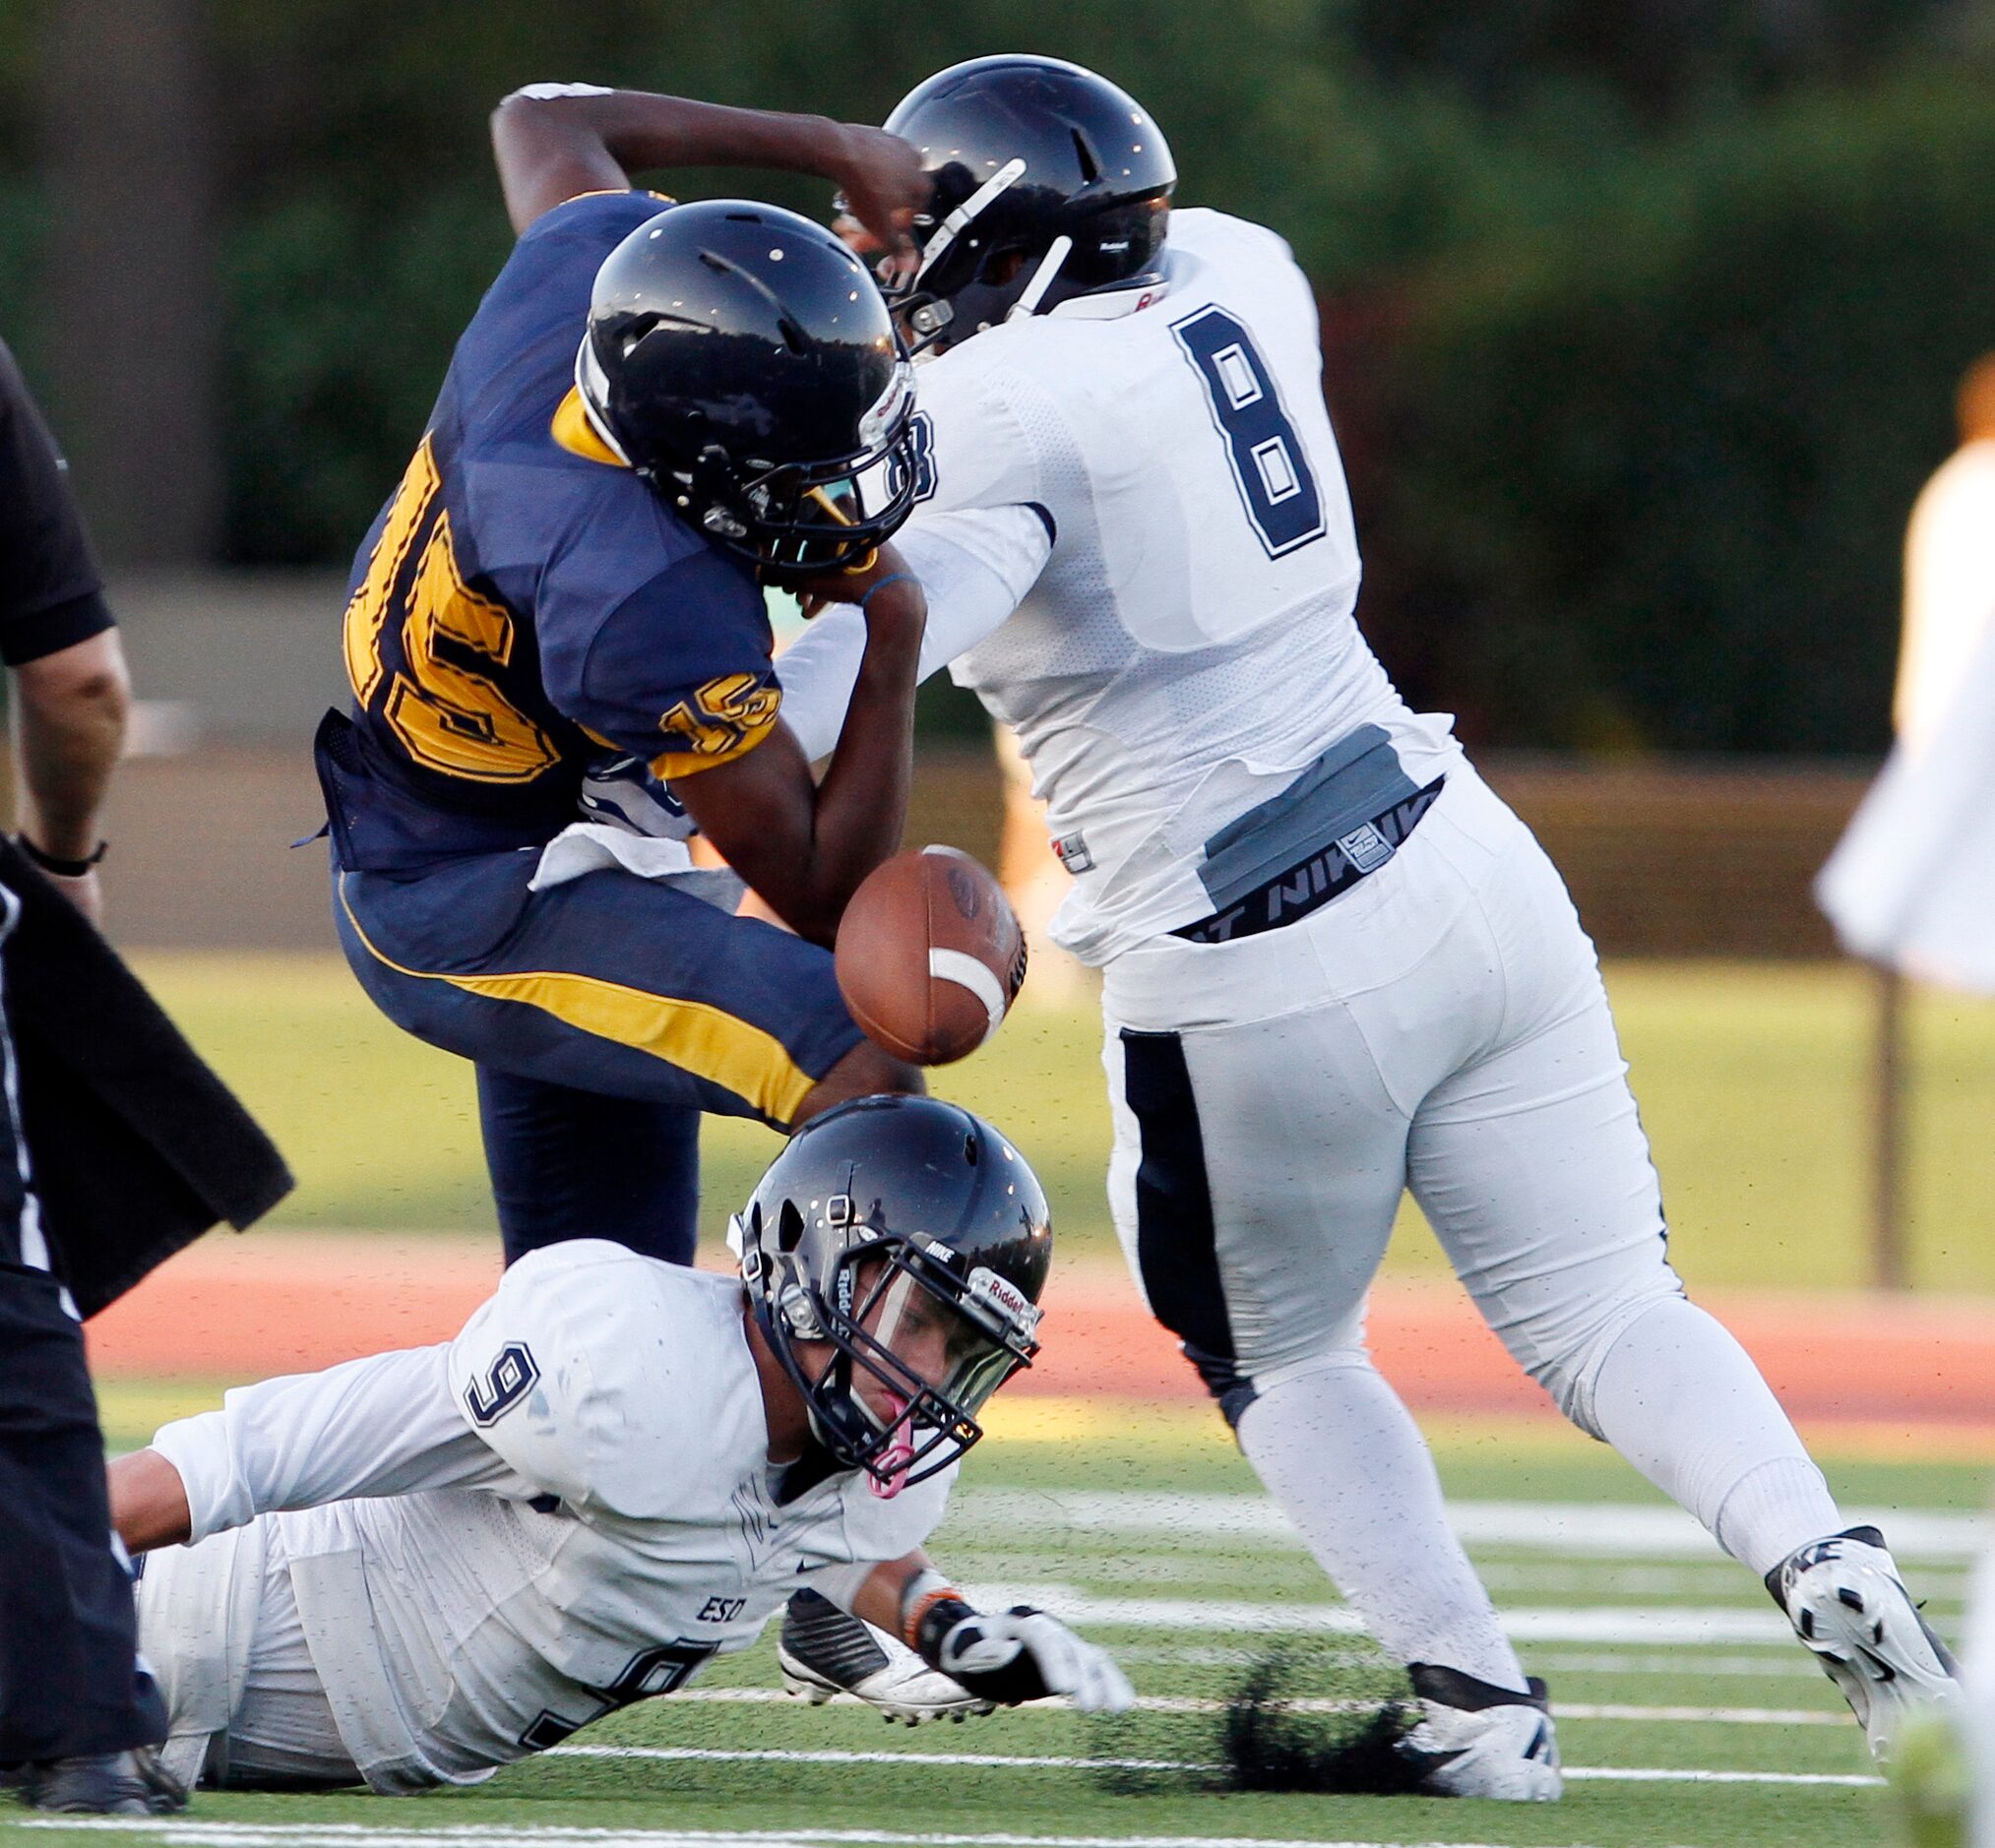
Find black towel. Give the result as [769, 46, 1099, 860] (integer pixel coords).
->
[0, 836, 293, 1318]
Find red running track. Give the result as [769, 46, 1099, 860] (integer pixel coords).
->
[81, 1232, 1995, 1434]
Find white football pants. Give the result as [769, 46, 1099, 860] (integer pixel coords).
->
[135, 1520, 359, 1791]
[1102, 758, 1679, 1419]
[1101, 754, 1842, 1668]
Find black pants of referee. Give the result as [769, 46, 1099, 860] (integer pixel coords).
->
[0, 882, 165, 1763]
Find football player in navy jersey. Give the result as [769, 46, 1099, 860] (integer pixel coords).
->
[319, 92, 938, 1275]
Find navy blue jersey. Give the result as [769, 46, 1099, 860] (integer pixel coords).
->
[335, 192, 780, 867]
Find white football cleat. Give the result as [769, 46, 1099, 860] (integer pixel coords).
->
[1766, 1525, 1961, 1764]
[779, 1590, 995, 1726]
[1397, 1666, 1563, 1801]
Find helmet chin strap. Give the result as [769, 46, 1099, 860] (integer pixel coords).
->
[912, 157, 1029, 292]
[1006, 236, 1074, 323]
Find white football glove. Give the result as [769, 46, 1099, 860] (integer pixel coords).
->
[932, 1606, 1135, 1714]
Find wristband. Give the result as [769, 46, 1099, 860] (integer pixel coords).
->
[903, 1571, 972, 1658]
[17, 834, 106, 878]
[859, 572, 915, 611]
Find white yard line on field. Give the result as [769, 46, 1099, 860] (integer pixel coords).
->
[674, 1687, 1841, 1725]
[556, 1745, 1203, 1771]
[1103, 1644, 1823, 1678]
[1566, 1767, 1881, 1788]
[16, 1826, 1679, 1848]
[1555, 1703, 1839, 1725]
[959, 1585, 1801, 1645]
[546, 1745, 1880, 1787]
[950, 1493, 1985, 1562]
[1524, 1650, 1822, 1679]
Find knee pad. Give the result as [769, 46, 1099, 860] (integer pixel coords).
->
[1530, 1283, 1687, 1438]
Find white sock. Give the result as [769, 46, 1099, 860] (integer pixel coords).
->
[1586, 1294, 1843, 1577]
[1235, 1356, 1529, 1694]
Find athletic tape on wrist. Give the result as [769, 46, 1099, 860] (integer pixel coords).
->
[900, 1570, 968, 1655]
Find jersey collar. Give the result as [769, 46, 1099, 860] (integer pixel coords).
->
[1042, 275, 1173, 323]
[551, 384, 631, 469]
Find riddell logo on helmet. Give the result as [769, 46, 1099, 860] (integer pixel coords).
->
[967, 1265, 1039, 1335]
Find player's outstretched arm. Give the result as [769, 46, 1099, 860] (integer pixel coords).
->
[849, 1554, 1134, 1715]
[111, 1346, 510, 1554]
[108, 1449, 192, 1553]
[490, 82, 925, 247]
[673, 548, 924, 947]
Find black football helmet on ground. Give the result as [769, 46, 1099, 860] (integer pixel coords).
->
[733, 1094, 1052, 1492]
[878, 56, 1176, 349]
[578, 200, 918, 576]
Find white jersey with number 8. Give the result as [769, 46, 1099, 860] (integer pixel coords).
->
[904, 207, 1458, 963]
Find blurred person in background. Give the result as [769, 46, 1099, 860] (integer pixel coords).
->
[1897, 353, 1995, 750]
[1817, 357, 1995, 1848]
[1819, 351, 1995, 994]
[0, 338, 293, 1816]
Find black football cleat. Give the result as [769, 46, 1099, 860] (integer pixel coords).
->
[16, 1747, 187, 1815]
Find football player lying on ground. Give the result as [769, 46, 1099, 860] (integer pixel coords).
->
[491, 62, 1961, 1797]
[104, 1097, 1129, 1795]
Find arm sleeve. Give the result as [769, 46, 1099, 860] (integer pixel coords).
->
[775, 505, 1053, 762]
[0, 342, 114, 665]
[150, 1345, 512, 1546]
[541, 546, 783, 776]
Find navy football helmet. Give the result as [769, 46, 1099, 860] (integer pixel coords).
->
[877, 56, 1176, 350]
[579, 200, 918, 576]
[733, 1095, 1052, 1494]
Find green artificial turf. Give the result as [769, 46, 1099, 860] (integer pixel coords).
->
[20, 1410, 1972, 1848]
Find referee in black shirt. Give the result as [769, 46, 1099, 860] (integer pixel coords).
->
[0, 337, 179, 1814]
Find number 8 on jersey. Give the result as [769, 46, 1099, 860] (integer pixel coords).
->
[1172, 305, 1326, 559]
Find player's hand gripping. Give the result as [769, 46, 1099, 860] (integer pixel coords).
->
[824, 123, 927, 261]
[918, 1601, 1135, 1714]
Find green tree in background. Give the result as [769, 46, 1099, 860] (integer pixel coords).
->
[3, 0, 1992, 752]
[1365, 77, 1995, 753]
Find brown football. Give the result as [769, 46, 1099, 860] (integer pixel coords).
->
[835, 846, 1029, 1065]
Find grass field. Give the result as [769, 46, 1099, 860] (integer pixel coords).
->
[133, 951, 1995, 1291]
[16, 1399, 1980, 1848]
[16, 955, 1990, 1846]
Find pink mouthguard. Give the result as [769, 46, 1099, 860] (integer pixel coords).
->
[868, 1393, 916, 1500]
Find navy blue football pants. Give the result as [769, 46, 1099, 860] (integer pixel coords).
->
[332, 851, 863, 1265]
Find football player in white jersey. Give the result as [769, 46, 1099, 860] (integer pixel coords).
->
[105, 1098, 1130, 1794]
[492, 63, 1958, 1796]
